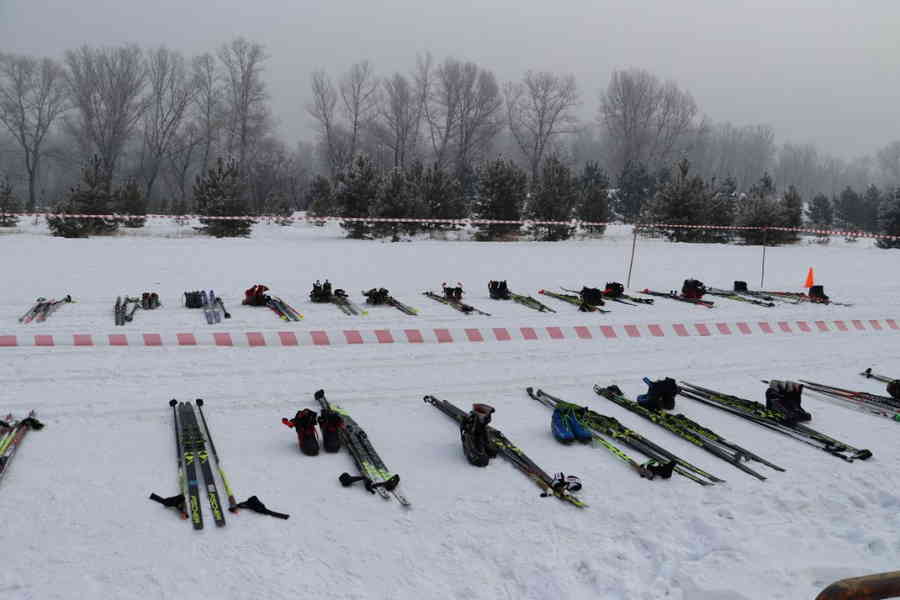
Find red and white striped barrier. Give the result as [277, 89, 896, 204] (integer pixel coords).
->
[2, 212, 897, 240]
[1, 318, 896, 348]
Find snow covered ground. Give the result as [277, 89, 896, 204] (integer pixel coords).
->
[1, 219, 898, 599]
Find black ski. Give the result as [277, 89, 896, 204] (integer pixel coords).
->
[182, 402, 225, 526]
[178, 402, 203, 529]
[640, 289, 714, 307]
[422, 291, 490, 315]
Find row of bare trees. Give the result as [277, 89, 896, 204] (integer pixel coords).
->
[0, 38, 308, 214]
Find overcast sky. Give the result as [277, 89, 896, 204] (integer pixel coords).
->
[2, 0, 898, 158]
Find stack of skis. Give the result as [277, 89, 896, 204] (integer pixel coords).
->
[0, 411, 44, 488]
[150, 399, 289, 529]
[594, 382, 784, 480]
[19, 295, 73, 324]
[243, 284, 302, 321]
[115, 292, 160, 325]
[186, 290, 231, 324]
[311, 280, 366, 316]
[362, 288, 416, 315]
[678, 382, 871, 462]
[314, 390, 409, 506]
[526, 388, 720, 486]
[426, 394, 586, 507]
[797, 369, 900, 421]
[488, 280, 555, 312]
[423, 283, 490, 315]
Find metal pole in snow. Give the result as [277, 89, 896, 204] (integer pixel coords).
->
[760, 228, 768, 288]
[626, 225, 639, 288]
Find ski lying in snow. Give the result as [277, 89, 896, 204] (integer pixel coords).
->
[425, 394, 586, 507]
[761, 290, 852, 307]
[331, 292, 367, 316]
[678, 382, 871, 462]
[538, 290, 610, 313]
[509, 292, 556, 312]
[794, 380, 900, 420]
[315, 390, 408, 506]
[268, 296, 303, 321]
[422, 291, 490, 315]
[561, 287, 652, 307]
[705, 289, 774, 307]
[0, 411, 44, 488]
[361, 291, 418, 315]
[594, 385, 782, 480]
[861, 368, 900, 400]
[640, 289, 714, 307]
[181, 402, 225, 526]
[526, 388, 678, 481]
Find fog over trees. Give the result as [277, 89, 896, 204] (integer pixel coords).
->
[0, 39, 899, 241]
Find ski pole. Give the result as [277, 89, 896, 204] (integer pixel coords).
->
[195, 399, 238, 512]
[149, 399, 188, 518]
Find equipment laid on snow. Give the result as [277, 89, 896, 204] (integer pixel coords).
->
[681, 279, 707, 299]
[595, 384, 782, 480]
[704, 286, 775, 307]
[640, 288, 714, 308]
[315, 390, 409, 506]
[678, 382, 871, 462]
[422, 283, 490, 315]
[765, 380, 811, 425]
[362, 288, 417, 315]
[425, 394, 586, 507]
[488, 280, 555, 312]
[311, 281, 365, 315]
[526, 388, 715, 485]
[795, 379, 900, 421]
[488, 280, 511, 300]
[637, 377, 678, 410]
[19, 295, 74, 324]
[242, 284, 302, 321]
[861, 368, 900, 399]
[0, 411, 44, 489]
[538, 289, 610, 313]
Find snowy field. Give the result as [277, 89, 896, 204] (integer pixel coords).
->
[1, 219, 899, 600]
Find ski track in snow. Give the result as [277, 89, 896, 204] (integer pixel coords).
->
[1, 221, 899, 599]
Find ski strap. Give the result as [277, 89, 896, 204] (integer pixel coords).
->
[235, 495, 290, 520]
[149, 492, 186, 512]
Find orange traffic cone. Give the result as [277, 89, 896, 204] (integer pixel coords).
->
[804, 267, 815, 288]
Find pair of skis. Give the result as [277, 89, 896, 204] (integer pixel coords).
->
[422, 291, 490, 316]
[0, 411, 44, 488]
[331, 293, 367, 316]
[705, 288, 775, 307]
[363, 292, 418, 315]
[561, 287, 653, 307]
[538, 289, 610, 313]
[267, 296, 303, 321]
[19, 296, 73, 323]
[640, 289, 714, 307]
[796, 379, 900, 421]
[315, 390, 409, 507]
[426, 394, 586, 507]
[678, 382, 871, 463]
[594, 384, 783, 480]
[526, 388, 719, 486]
[151, 399, 288, 528]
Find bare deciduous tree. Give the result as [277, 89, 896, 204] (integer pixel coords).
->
[599, 68, 700, 175]
[218, 37, 270, 172]
[307, 69, 346, 176]
[190, 52, 222, 172]
[505, 70, 579, 181]
[64, 44, 146, 183]
[373, 72, 423, 169]
[0, 53, 69, 209]
[141, 47, 193, 202]
[338, 60, 378, 161]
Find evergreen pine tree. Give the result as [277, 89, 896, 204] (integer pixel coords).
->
[644, 159, 712, 242]
[575, 161, 609, 236]
[862, 184, 882, 232]
[473, 158, 526, 240]
[0, 176, 20, 227]
[876, 187, 900, 249]
[780, 185, 803, 243]
[422, 164, 466, 234]
[334, 154, 379, 239]
[805, 193, 834, 243]
[527, 156, 576, 241]
[616, 160, 653, 222]
[305, 175, 334, 219]
[834, 186, 862, 231]
[370, 166, 421, 241]
[193, 157, 253, 237]
[115, 178, 147, 228]
[47, 155, 119, 238]
[736, 172, 780, 245]
[702, 177, 737, 243]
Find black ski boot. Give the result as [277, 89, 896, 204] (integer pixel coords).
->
[766, 380, 812, 425]
[317, 409, 343, 453]
[808, 285, 829, 303]
[682, 279, 707, 299]
[638, 377, 679, 411]
[460, 403, 497, 467]
[603, 282, 625, 298]
[488, 280, 511, 300]
[579, 287, 605, 307]
[282, 409, 320, 456]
